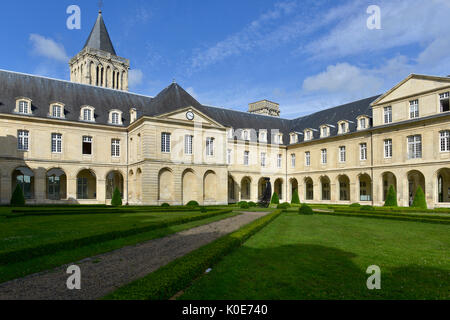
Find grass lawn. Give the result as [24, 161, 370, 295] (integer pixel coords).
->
[0, 207, 240, 284]
[180, 211, 450, 300]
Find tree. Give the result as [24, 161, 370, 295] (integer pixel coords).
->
[270, 192, 280, 205]
[291, 189, 300, 205]
[111, 187, 122, 206]
[10, 184, 26, 206]
[412, 186, 427, 209]
[384, 185, 398, 207]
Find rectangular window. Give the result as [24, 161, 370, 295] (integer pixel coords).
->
[260, 132, 266, 142]
[277, 154, 282, 168]
[384, 106, 392, 124]
[227, 149, 232, 164]
[305, 152, 311, 167]
[360, 118, 366, 129]
[321, 149, 327, 164]
[161, 133, 171, 153]
[340, 123, 346, 134]
[83, 136, 92, 155]
[384, 139, 393, 158]
[206, 137, 214, 156]
[409, 99, 419, 119]
[260, 152, 266, 167]
[18, 130, 29, 151]
[52, 105, 61, 118]
[306, 131, 311, 140]
[360, 143, 368, 161]
[322, 127, 328, 137]
[19, 101, 29, 114]
[440, 131, 450, 152]
[51, 133, 62, 153]
[111, 139, 120, 157]
[339, 146, 346, 163]
[291, 154, 296, 168]
[83, 109, 92, 122]
[408, 135, 422, 159]
[440, 92, 450, 112]
[185, 135, 193, 155]
[111, 112, 119, 125]
[244, 151, 249, 166]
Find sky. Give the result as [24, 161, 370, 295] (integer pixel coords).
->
[1, 0, 450, 119]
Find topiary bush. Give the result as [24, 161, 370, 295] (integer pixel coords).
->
[186, 201, 200, 207]
[360, 205, 375, 212]
[270, 192, 280, 205]
[248, 201, 257, 208]
[384, 185, 398, 207]
[299, 204, 314, 215]
[277, 202, 291, 209]
[412, 186, 427, 209]
[239, 202, 250, 209]
[161, 203, 170, 208]
[111, 187, 123, 206]
[350, 203, 361, 208]
[291, 189, 300, 205]
[10, 184, 25, 206]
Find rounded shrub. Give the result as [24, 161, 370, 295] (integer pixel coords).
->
[360, 205, 375, 212]
[111, 187, 123, 206]
[350, 203, 361, 208]
[291, 189, 300, 205]
[384, 185, 398, 207]
[239, 202, 250, 209]
[10, 184, 25, 206]
[161, 203, 170, 208]
[186, 200, 200, 207]
[299, 204, 314, 215]
[248, 201, 257, 208]
[270, 192, 280, 205]
[277, 202, 291, 209]
[412, 186, 427, 209]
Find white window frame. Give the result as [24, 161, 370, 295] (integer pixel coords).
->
[440, 92, 450, 112]
[161, 133, 171, 153]
[321, 149, 327, 164]
[111, 139, 120, 157]
[82, 107, 94, 122]
[440, 131, 450, 152]
[409, 99, 419, 119]
[384, 106, 392, 124]
[18, 100, 30, 114]
[339, 146, 346, 163]
[111, 112, 120, 125]
[277, 154, 282, 168]
[206, 137, 215, 156]
[305, 151, 311, 167]
[407, 135, 422, 159]
[185, 135, 193, 155]
[51, 105, 62, 118]
[51, 133, 62, 153]
[359, 118, 367, 130]
[260, 152, 266, 167]
[82, 136, 93, 155]
[244, 151, 249, 166]
[18, 130, 29, 151]
[360, 143, 368, 161]
[384, 139, 393, 158]
[291, 153, 296, 168]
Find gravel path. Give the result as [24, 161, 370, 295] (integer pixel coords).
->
[0, 211, 267, 300]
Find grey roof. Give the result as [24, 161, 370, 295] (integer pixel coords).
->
[83, 11, 117, 56]
[0, 69, 381, 145]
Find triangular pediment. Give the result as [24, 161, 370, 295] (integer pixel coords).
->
[156, 106, 225, 128]
[373, 74, 450, 106]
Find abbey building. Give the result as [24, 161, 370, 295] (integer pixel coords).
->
[1, 12, 450, 208]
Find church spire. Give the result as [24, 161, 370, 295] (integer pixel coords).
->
[83, 10, 117, 56]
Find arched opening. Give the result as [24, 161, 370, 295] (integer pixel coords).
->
[407, 170, 426, 206]
[46, 168, 67, 200]
[338, 175, 350, 201]
[204, 171, 217, 201]
[437, 168, 450, 203]
[182, 169, 198, 204]
[106, 171, 124, 200]
[158, 168, 174, 201]
[359, 174, 372, 202]
[321, 176, 331, 201]
[305, 177, 314, 200]
[128, 169, 134, 201]
[77, 169, 97, 200]
[228, 175, 238, 203]
[136, 168, 142, 201]
[274, 178, 283, 200]
[12, 167, 35, 199]
[258, 178, 267, 201]
[382, 172, 397, 201]
[241, 177, 251, 200]
[290, 178, 299, 201]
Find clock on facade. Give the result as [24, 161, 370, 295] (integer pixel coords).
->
[186, 111, 195, 120]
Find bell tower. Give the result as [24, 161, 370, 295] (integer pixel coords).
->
[69, 10, 130, 91]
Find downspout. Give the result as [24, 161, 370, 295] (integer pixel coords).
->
[370, 130, 374, 206]
[126, 130, 129, 205]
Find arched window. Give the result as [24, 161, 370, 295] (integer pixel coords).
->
[15, 98, 32, 115]
[80, 106, 95, 122]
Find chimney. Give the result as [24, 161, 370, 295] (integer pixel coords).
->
[248, 100, 280, 117]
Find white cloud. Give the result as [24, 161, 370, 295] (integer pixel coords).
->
[128, 69, 144, 87]
[29, 34, 69, 63]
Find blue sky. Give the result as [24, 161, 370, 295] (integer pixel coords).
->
[1, 0, 450, 119]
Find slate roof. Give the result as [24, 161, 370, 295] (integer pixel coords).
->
[0, 69, 380, 145]
[83, 11, 117, 56]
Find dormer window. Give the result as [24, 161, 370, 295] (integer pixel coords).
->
[243, 130, 250, 141]
[15, 98, 32, 115]
[49, 103, 65, 119]
[227, 129, 234, 139]
[290, 133, 298, 144]
[109, 110, 123, 125]
[130, 108, 137, 123]
[274, 133, 283, 144]
[320, 125, 330, 138]
[304, 129, 313, 141]
[80, 106, 95, 122]
[259, 130, 267, 142]
[357, 116, 370, 130]
[338, 121, 349, 134]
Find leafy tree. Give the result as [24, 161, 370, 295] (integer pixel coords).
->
[412, 186, 427, 209]
[291, 189, 300, 205]
[270, 192, 280, 205]
[10, 184, 25, 206]
[384, 185, 398, 207]
[111, 187, 123, 206]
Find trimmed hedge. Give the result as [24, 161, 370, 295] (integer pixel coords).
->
[10, 185, 25, 206]
[349, 203, 361, 208]
[299, 204, 314, 215]
[186, 201, 200, 207]
[239, 202, 250, 209]
[291, 189, 300, 205]
[270, 192, 280, 205]
[384, 185, 398, 207]
[104, 210, 283, 300]
[360, 205, 375, 212]
[161, 203, 170, 208]
[412, 186, 427, 209]
[277, 202, 291, 209]
[0, 209, 233, 265]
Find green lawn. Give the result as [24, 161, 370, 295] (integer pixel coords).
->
[180, 212, 450, 300]
[0, 207, 239, 283]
